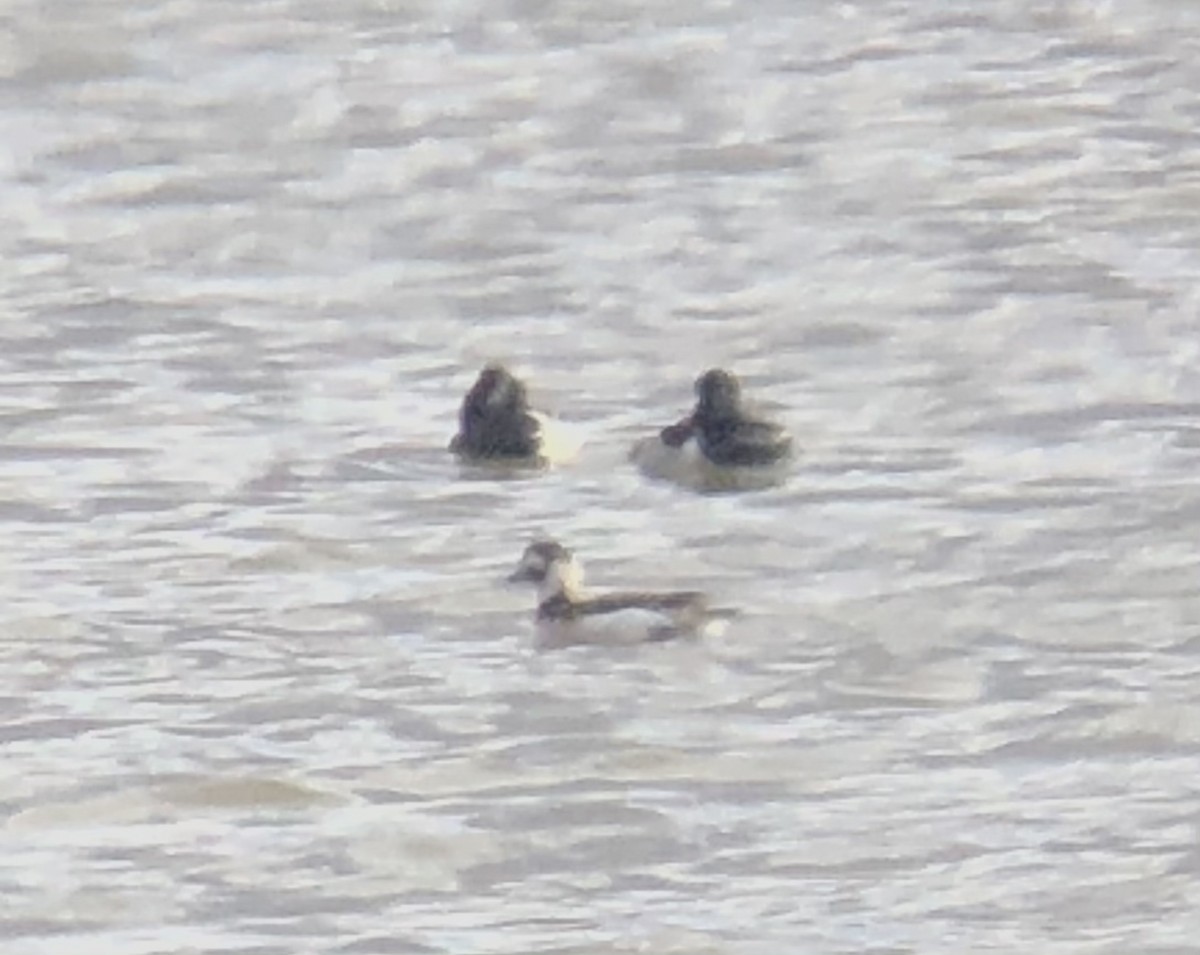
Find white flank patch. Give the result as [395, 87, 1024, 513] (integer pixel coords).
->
[536, 606, 680, 648]
[630, 433, 790, 492]
[531, 412, 583, 466]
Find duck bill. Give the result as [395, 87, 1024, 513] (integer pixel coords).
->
[660, 415, 695, 448]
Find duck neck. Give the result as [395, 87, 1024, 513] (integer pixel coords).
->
[539, 560, 584, 604]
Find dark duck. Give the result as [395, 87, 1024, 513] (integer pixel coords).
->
[450, 364, 578, 466]
[632, 368, 792, 490]
[681, 368, 792, 467]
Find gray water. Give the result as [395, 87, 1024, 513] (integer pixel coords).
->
[3, 1, 1200, 952]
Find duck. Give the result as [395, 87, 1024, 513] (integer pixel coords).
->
[507, 539, 737, 647]
[631, 368, 792, 490]
[449, 364, 580, 467]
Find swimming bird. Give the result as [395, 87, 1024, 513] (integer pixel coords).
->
[631, 368, 792, 490]
[688, 368, 792, 466]
[507, 539, 737, 647]
[450, 364, 579, 467]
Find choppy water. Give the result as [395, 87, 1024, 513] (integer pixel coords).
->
[3, 1, 1200, 952]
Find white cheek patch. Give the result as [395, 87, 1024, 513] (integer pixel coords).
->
[521, 555, 547, 580]
[535, 560, 573, 601]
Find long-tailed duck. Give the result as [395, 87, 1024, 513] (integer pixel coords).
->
[631, 368, 792, 490]
[507, 539, 737, 647]
[450, 364, 579, 467]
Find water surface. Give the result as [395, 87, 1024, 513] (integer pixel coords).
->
[2, 1, 1199, 952]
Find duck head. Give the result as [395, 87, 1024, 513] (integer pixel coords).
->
[508, 539, 583, 601]
[694, 368, 744, 421]
[464, 364, 528, 417]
